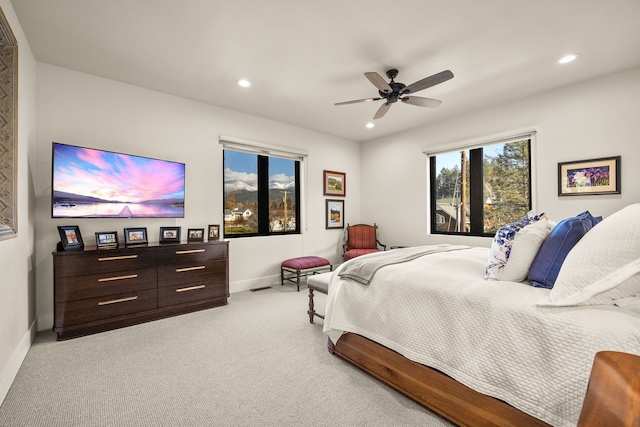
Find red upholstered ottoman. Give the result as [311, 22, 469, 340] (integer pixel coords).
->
[281, 256, 332, 291]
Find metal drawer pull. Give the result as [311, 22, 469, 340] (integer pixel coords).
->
[98, 296, 138, 306]
[97, 255, 138, 262]
[98, 274, 138, 282]
[176, 266, 206, 273]
[176, 249, 205, 255]
[176, 284, 206, 293]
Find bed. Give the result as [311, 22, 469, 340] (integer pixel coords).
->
[323, 204, 640, 427]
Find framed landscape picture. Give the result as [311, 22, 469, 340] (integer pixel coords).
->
[323, 170, 346, 197]
[558, 156, 621, 196]
[325, 199, 345, 229]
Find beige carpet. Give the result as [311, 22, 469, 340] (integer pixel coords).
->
[0, 285, 454, 426]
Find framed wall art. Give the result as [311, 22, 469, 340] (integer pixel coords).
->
[188, 228, 204, 243]
[159, 226, 181, 244]
[124, 227, 148, 246]
[95, 231, 118, 249]
[326, 199, 345, 229]
[558, 156, 621, 196]
[323, 170, 346, 197]
[208, 224, 220, 241]
[57, 225, 84, 251]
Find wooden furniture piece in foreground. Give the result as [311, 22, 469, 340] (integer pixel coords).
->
[281, 256, 332, 291]
[53, 241, 229, 340]
[307, 271, 331, 323]
[329, 332, 551, 427]
[577, 351, 640, 427]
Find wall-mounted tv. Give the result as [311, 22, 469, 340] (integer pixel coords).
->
[52, 142, 185, 218]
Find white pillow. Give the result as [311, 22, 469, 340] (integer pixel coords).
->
[499, 219, 553, 282]
[485, 211, 546, 280]
[539, 203, 640, 306]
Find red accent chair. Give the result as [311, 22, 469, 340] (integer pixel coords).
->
[342, 223, 386, 261]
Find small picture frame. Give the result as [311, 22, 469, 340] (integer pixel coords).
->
[159, 226, 181, 244]
[95, 231, 118, 249]
[57, 225, 84, 251]
[558, 156, 621, 196]
[323, 170, 346, 197]
[124, 227, 148, 247]
[326, 199, 345, 229]
[208, 224, 220, 241]
[188, 228, 204, 243]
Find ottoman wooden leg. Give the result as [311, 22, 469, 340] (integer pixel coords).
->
[308, 288, 315, 323]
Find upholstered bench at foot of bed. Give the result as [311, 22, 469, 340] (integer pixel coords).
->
[281, 256, 332, 291]
[307, 272, 332, 323]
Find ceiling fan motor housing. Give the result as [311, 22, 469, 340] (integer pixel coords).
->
[379, 81, 406, 103]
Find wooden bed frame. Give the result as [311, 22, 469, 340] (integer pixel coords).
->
[329, 332, 551, 427]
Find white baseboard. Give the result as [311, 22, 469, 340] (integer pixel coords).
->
[0, 319, 36, 406]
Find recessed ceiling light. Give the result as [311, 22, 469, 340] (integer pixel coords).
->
[366, 122, 375, 129]
[559, 54, 579, 64]
[236, 79, 251, 87]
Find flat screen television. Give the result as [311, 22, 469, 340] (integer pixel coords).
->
[52, 142, 185, 218]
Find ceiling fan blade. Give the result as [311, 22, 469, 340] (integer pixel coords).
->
[364, 72, 392, 93]
[334, 97, 382, 106]
[401, 70, 454, 94]
[401, 96, 442, 108]
[373, 102, 391, 120]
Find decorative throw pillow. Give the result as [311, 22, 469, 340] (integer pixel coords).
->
[485, 211, 546, 280]
[527, 211, 602, 289]
[539, 204, 640, 306]
[498, 219, 553, 282]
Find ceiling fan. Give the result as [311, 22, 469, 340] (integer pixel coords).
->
[335, 69, 454, 119]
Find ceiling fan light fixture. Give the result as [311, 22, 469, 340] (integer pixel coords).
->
[236, 78, 251, 87]
[366, 122, 375, 129]
[559, 54, 579, 64]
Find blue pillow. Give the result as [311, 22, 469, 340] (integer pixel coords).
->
[527, 211, 602, 289]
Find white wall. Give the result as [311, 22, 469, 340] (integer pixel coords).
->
[361, 67, 640, 248]
[34, 63, 360, 331]
[0, 0, 37, 406]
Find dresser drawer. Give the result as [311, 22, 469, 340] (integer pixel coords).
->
[54, 288, 157, 328]
[158, 260, 227, 287]
[54, 248, 157, 278]
[55, 267, 157, 302]
[158, 280, 227, 308]
[157, 243, 227, 267]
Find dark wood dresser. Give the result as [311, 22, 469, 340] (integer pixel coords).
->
[52, 241, 229, 340]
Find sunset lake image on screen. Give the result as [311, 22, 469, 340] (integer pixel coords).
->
[52, 143, 185, 218]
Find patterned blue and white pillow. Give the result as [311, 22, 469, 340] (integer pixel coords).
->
[485, 210, 546, 280]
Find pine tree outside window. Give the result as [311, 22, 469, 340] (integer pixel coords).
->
[428, 136, 532, 236]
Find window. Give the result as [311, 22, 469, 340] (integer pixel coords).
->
[429, 137, 532, 236]
[223, 149, 300, 237]
[0, 9, 17, 240]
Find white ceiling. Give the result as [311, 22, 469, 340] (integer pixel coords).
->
[10, 0, 640, 142]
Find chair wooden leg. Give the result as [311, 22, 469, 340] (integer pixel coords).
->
[296, 269, 301, 292]
[308, 288, 315, 323]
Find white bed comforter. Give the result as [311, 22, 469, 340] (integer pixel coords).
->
[323, 245, 640, 427]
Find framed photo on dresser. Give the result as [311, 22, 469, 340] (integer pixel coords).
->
[124, 227, 148, 247]
[188, 228, 204, 243]
[57, 225, 84, 251]
[95, 231, 118, 249]
[159, 226, 181, 244]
